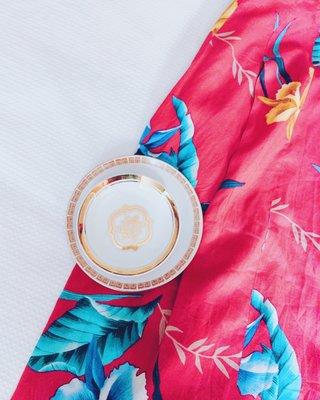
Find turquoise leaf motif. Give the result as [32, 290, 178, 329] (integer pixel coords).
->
[243, 314, 263, 348]
[312, 37, 320, 67]
[152, 358, 163, 400]
[99, 362, 148, 400]
[52, 356, 147, 400]
[51, 378, 96, 400]
[312, 163, 320, 174]
[59, 290, 137, 302]
[273, 13, 280, 31]
[28, 292, 160, 376]
[84, 337, 105, 398]
[237, 290, 301, 399]
[137, 96, 199, 187]
[219, 179, 245, 189]
[260, 19, 293, 97]
[272, 21, 293, 84]
[238, 345, 279, 398]
[201, 202, 210, 214]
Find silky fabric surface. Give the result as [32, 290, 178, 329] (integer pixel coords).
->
[13, 1, 320, 399]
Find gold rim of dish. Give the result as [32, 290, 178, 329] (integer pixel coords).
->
[77, 175, 180, 275]
[66, 155, 203, 291]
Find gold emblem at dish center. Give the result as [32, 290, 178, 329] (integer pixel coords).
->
[108, 204, 152, 251]
[77, 173, 180, 275]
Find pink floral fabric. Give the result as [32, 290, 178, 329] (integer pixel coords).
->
[13, 1, 320, 399]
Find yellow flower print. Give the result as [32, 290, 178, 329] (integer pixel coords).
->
[211, 0, 238, 35]
[258, 67, 314, 141]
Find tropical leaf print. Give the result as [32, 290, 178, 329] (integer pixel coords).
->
[243, 314, 263, 348]
[312, 163, 320, 174]
[201, 202, 210, 214]
[258, 17, 315, 141]
[312, 36, 320, 67]
[219, 179, 245, 189]
[29, 292, 160, 376]
[98, 362, 148, 400]
[158, 307, 171, 343]
[137, 96, 199, 187]
[52, 338, 147, 400]
[51, 337, 104, 399]
[238, 345, 279, 398]
[152, 358, 163, 400]
[158, 305, 241, 378]
[259, 20, 293, 97]
[273, 13, 280, 31]
[210, 31, 256, 96]
[271, 22, 293, 84]
[59, 290, 136, 302]
[52, 378, 95, 400]
[238, 290, 301, 399]
[270, 198, 320, 252]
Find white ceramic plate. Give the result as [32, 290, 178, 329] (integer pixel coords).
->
[66, 155, 203, 291]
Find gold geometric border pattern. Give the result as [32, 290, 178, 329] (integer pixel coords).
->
[66, 155, 202, 291]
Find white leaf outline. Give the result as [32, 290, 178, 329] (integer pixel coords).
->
[157, 305, 172, 343]
[173, 342, 186, 365]
[213, 30, 256, 96]
[232, 60, 237, 78]
[312, 240, 320, 251]
[216, 31, 235, 37]
[248, 77, 254, 96]
[307, 232, 320, 238]
[301, 231, 307, 251]
[188, 338, 208, 351]
[246, 70, 258, 77]
[292, 224, 300, 244]
[161, 316, 240, 378]
[220, 356, 240, 371]
[214, 346, 230, 356]
[198, 344, 215, 353]
[213, 357, 230, 378]
[237, 68, 243, 84]
[195, 354, 203, 374]
[166, 325, 183, 333]
[159, 317, 166, 343]
[270, 201, 320, 253]
[271, 197, 282, 206]
[271, 204, 289, 212]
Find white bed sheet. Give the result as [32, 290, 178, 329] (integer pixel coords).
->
[0, 1, 230, 397]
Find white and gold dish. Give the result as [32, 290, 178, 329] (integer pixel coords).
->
[67, 155, 203, 291]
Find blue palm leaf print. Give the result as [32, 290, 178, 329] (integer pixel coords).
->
[28, 292, 160, 376]
[243, 314, 263, 348]
[51, 379, 96, 400]
[259, 19, 293, 97]
[312, 163, 320, 174]
[238, 345, 279, 398]
[272, 22, 293, 85]
[238, 290, 301, 399]
[84, 337, 105, 398]
[52, 358, 147, 400]
[59, 290, 137, 302]
[312, 37, 320, 67]
[99, 362, 148, 400]
[137, 96, 199, 187]
[219, 179, 245, 189]
[152, 358, 163, 400]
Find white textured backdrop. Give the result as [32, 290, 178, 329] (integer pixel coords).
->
[0, 1, 229, 397]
